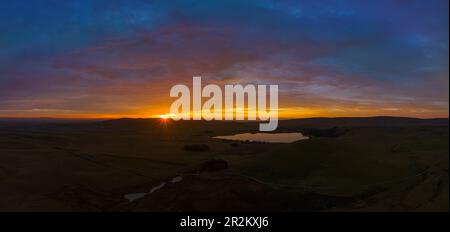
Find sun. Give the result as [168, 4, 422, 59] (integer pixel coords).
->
[158, 113, 175, 120]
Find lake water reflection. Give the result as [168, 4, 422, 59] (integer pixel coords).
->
[214, 132, 309, 143]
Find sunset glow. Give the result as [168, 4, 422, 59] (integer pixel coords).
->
[0, 0, 448, 216]
[159, 113, 177, 120]
[0, 1, 448, 119]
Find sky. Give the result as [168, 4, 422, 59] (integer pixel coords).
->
[0, 0, 448, 119]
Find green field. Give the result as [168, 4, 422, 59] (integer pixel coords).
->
[0, 117, 448, 211]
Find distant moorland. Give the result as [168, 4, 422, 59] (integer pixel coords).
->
[0, 117, 448, 211]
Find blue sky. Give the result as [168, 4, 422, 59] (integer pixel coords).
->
[0, 0, 448, 118]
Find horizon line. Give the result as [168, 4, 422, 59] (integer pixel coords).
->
[0, 115, 449, 121]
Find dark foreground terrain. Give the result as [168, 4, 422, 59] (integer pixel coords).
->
[0, 117, 448, 211]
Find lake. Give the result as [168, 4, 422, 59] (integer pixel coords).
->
[214, 132, 309, 143]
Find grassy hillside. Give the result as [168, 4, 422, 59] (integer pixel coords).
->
[0, 117, 447, 211]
